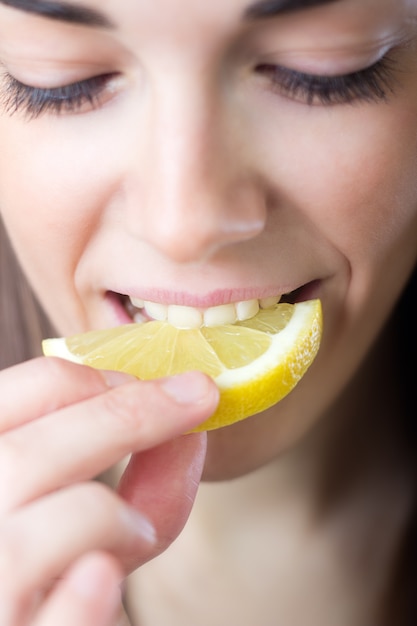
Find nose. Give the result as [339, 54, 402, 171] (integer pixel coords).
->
[123, 75, 267, 263]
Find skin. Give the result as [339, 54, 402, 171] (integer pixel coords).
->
[0, 0, 417, 623]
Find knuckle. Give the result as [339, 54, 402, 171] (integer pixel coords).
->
[99, 384, 146, 431]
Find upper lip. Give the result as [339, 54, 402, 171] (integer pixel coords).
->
[108, 280, 320, 308]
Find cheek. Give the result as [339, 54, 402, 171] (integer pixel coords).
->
[316, 118, 417, 263]
[0, 116, 121, 331]
[253, 100, 417, 274]
[0, 117, 115, 271]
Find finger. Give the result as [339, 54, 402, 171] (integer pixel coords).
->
[0, 483, 155, 623]
[33, 553, 123, 626]
[0, 371, 217, 513]
[0, 358, 124, 432]
[118, 432, 207, 561]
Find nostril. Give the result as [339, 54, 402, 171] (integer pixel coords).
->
[127, 174, 267, 263]
[147, 208, 266, 263]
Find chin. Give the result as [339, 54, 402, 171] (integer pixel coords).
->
[200, 403, 297, 481]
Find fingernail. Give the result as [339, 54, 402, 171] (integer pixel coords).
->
[161, 372, 214, 405]
[101, 370, 137, 388]
[122, 507, 157, 545]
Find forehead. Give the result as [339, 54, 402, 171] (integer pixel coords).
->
[0, 0, 413, 25]
[0, 0, 415, 54]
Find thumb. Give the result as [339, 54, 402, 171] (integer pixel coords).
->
[117, 432, 207, 567]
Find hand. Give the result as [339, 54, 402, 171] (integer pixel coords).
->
[0, 357, 219, 625]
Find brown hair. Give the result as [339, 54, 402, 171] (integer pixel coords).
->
[0, 217, 53, 369]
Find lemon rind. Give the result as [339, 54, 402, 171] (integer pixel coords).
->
[42, 300, 322, 432]
[214, 300, 321, 388]
[43, 338, 83, 362]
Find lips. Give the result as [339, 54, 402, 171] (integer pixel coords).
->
[108, 280, 320, 330]
[126, 295, 281, 328]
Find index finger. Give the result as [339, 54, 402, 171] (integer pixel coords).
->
[0, 357, 131, 432]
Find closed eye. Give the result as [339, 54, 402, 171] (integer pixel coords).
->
[0, 72, 118, 119]
[255, 54, 397, 106]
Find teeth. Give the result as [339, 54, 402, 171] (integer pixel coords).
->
[133, 311, 147, 324]
[128, 295, 282, 329]
[168, 305, 203, 329]
[204, 304, 237, 327]
[130, 297, 145, 308]
[259, 296, 281, 309]
[144, 301, 168, 322]
[236, 299, 259, 321]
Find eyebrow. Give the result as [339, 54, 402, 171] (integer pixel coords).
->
[0, 0, 340, 28]
[245, 0, 339, 19]
[0, 0, 114, 28]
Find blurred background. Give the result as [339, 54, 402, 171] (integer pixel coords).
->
[0, 217, 53, 369]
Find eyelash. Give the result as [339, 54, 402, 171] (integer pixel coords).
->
[0, 54, 395, 120]
[0, 72, 115, 119]
[256, 55, 396, 106]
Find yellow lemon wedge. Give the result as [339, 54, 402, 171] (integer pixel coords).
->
[42, 299, 322, 431]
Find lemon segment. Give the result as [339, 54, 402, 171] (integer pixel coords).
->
[42, 299, 322, 431]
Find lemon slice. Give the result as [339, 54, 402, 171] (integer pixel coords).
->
[42, 299, 322, 431]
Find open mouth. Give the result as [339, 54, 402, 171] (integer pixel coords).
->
[110, 281, 320, 330]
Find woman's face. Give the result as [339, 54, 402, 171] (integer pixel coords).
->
[1, 0, 417, 479]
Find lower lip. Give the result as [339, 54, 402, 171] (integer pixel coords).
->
[105, 280, 322, 325]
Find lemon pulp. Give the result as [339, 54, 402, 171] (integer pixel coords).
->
[42, 300, 322, 431]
